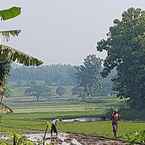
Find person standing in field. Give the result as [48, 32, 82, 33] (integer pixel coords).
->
[51, 119, 58, 137]
[111, 110, 120, 138]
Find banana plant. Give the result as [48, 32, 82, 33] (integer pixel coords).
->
[0, 6, 43, 111]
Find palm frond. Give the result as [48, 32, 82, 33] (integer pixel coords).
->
[0, 45, 43, 66]
[0, 30, 21, 41]
[0, 61, 10, 82]
[0, 7, 21, 21]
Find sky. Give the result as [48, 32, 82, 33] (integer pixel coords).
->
[1, 0, 145, 65]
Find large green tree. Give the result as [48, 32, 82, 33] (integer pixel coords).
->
[75, 55, 102, 97]
[0, 7, 43, 109]
[97, 8, 145, 109]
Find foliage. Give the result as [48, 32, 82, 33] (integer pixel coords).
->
[0, 61, 10, 84]
[0, 45, 43, 66]
[56, 86, 65, 96]
[0, 30, 21, 42]
[0, 132, 35, 145]
[9, 64, 77, 86]
[97, 7, 145, 109]
[0, 7, 21, 21]
[12, 132, 34, 145]
[0, 6, 43, 109]
[2, 110, 145, 139]
[75, 55, 102, 96]
[101, 69, 116, 96]
[71, 86, 84, 96]
[9, 64, 114, 96]
[119, 108, 145, 120]
[25, 85, 51, 101]
[124, 130, 145, 144]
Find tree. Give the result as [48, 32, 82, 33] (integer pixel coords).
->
[0, 7, 43, 110]
[9, 64, 77, 86]
[56, 86, 65, 96]
[25, 85, 51, 102]
[75, 55, 102, 97]
[72, 86, 84, 96]
[97, 7, 145, 109]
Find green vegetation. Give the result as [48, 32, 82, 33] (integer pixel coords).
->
[0, 132, 37, 145]
[0, 5, 43, 113]
[1, 5, 145, 144]
[61, 121, 145, 139]
[9, 64, 77, 86]
[0, 95, 119, 134]
[124, 130, 145, 144]
[1, 112, 145, 141]
[9, 64, 114, 97]
[4, 93, 119, 113]
[75, 55, 103, 97]
[97, 7, 145, 110]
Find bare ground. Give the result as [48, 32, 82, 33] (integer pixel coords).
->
[1, 132, 130, 145]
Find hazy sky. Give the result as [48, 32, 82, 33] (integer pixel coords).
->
[1, 0, 145, 65]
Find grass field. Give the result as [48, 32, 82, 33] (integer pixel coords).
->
[5, 94, 120, 114]
[1, 86, 143, 140]
[60, 121, 145, 138]
[1, 112, 145, 140]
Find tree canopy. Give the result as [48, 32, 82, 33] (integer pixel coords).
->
[97, 8, 145, 109]
[25, 85, 51, 102]
[75, 55, 102, 97]
[9, 64, 77, 86]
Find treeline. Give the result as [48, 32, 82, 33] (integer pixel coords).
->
[9, 64, 77, 86]
[8, 64, 115, 96]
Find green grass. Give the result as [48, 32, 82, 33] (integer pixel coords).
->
[60, 121, 145, 138]
[5, 95, 119, 114]
[1, 112, 145, 140]
[0, 111, 98, 133]
[0, 86, 134, 139]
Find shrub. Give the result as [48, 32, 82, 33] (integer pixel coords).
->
[124, 130, 145, 144]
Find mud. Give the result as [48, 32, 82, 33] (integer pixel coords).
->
[26, 133, 128, 145]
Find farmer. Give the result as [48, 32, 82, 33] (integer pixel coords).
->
[50, 118, 58, 137]
[111, 110, 120, 138]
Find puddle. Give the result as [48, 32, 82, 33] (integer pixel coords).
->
[62, 116, 107, 122]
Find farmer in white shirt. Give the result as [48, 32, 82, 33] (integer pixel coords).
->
[51, 119, 58, 137]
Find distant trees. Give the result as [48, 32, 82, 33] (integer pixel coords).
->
[9, 63, 114, 97]
[9, 64, 77, 86]
[97, 8, 145, 109]
[56, 87, 65, 96]
[25, 85, 51, 102]
[75, 55, 102, 97]
[72, 87, 84, 96]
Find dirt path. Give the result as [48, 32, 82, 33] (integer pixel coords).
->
[25, 133, 128, 145]
[66, 134, 128, 145]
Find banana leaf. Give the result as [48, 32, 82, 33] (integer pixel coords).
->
[0, 45, 43, 66]
[0, 7, 21, 21]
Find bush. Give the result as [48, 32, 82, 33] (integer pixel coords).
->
[0, 133, 35, 145]
[124, 130, 145, 144]
[56, 86, 65, 96]
[120, 108, 145, 120]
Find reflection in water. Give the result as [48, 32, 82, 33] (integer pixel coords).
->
[62, 116, 107, 122]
